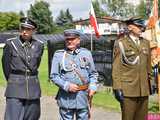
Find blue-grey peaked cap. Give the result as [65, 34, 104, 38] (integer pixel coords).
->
[64, 29, 83, 39]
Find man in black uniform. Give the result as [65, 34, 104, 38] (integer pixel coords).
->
[2, 17, 44, 120]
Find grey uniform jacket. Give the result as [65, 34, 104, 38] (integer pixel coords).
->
[50, 48, 98, 109]
[2, 36, 44, 99]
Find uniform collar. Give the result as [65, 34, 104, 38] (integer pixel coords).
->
[19, 35, 33, 43]
[129, 34, 140, 45]
[129, 34, 138, 41]
[18, 35, 35, 47]
[65, 47, 80, 55]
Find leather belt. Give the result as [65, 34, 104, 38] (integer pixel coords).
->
[11, 70, 38, 76]
[78, 84, 89, 91]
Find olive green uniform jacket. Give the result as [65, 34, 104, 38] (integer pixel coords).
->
[112, 35, 151, 97]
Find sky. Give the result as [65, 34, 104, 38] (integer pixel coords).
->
[0, 0, 91, 20]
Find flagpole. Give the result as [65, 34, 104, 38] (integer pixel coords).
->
[91, 27, 93, 51]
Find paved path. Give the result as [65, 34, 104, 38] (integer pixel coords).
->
[0, 87, 121, 120]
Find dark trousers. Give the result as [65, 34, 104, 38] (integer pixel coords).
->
[4, 98, 40, 120]
[121, 96, 148, 120]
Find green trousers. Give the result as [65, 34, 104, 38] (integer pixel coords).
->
[121, 96, 148, 120]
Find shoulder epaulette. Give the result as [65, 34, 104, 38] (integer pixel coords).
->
[36, 39, 44, 44]
[32, 37, 44, 44]
[80, 47, 89, 51]
[55, 49, 65, 53]
[118, 35, 129, 43]
[6, 37, 17, 41]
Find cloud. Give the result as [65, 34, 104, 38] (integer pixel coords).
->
[0, 0, 90, 20]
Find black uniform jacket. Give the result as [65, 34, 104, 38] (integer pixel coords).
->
[2, 36, 44, 99]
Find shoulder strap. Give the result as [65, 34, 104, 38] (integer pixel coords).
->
[10, 40, 33, 71]
[118, 41, 139, 65]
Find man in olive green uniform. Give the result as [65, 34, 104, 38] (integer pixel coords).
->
[112, 17, 151, 120]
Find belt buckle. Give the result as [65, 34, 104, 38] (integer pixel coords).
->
[78, 84, 88, 91]
[26, 69, 31, 75]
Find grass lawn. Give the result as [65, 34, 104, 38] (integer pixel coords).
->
[0, 48, 158, 112]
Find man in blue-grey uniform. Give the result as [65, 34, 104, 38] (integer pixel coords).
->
[50, 29, 98, 120]
[2, 17, 44, 120]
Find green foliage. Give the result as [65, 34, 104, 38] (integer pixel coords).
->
[27, 1, 55, 34]
[0, 12, 20, 32]
[38, 49, 58, 95]
[92, 0, 107, 17]
[0, 49, 6, 86]
[136, 0, 149, 19]
[55, 8, 74, 31]
[66, 9, 73, 22]
[149, 101, 159, 113]
[93, 91, 120, 111]
[56, 10, 66, 25]
[92, 0, 136, 19]
[19, 11, 25, 18]
[107, 0, 135, 18]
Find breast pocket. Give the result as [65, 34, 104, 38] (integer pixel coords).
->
[12, 54, 21, 65]
[31, 54, 40, 65]
[125, 49, 136, 57]
[125, 49, 138, 62]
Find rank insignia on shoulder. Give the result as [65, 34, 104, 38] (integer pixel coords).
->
[56, 50, 65, 53]
[7, 37, 17, 41]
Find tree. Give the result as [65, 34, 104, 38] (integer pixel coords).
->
[106, 0, 135, 18]
[27, 1, 55, 34]
[56, 9, 73, 25]
[66, 9, 73, 23]
[56, 10, 67, 25]
[55, 8, 74, 32]
[19, 10, 25, 18]
[136, 0, 147, 19]
[92, 0, 107, 17]
[92, 0, 136, 19]
[0, 12, 20, 32]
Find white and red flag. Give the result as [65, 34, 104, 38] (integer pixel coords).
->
[89, 3, 100, 38]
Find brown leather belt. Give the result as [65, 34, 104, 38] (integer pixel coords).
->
[78, 84, 89, 91]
